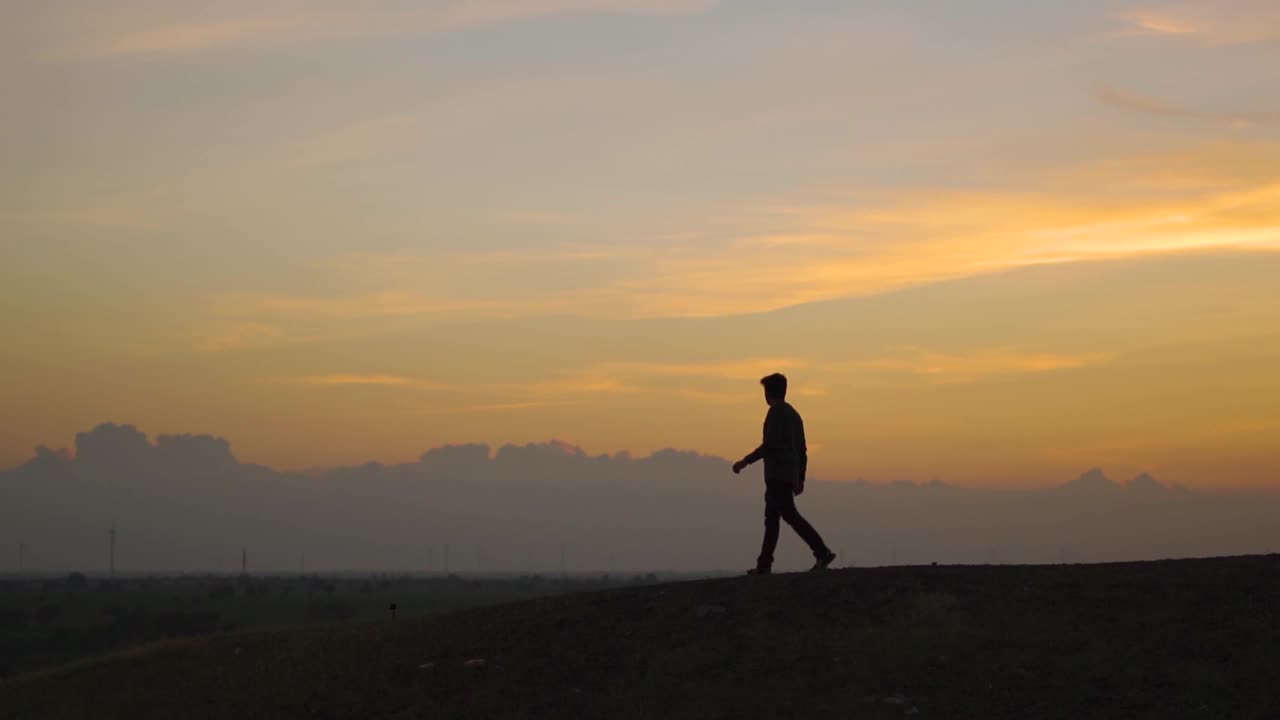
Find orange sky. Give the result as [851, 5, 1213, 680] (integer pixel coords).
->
[2, 1, 1278, 487]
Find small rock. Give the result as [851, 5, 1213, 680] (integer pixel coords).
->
[696, 603, 727, 618]
[418, 662, 436, 670]
[463, 658, 487, 669]
[905, 706, 920, 716]
[884, 695, 907, 705]
[233, 647, 242, 656]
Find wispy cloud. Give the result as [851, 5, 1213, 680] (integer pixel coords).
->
[1115, 2, 1280, 45]
[283, 370, 639, 397]
[832, 348, 1115, 384]
[97, 15, 326, 57]
[435, 400, 563, 414]
[70, 0, 722, 58]
[278, 113, 427, 169]
[281, 374, 454, 391]
[1119, 8, 1198, 36]
[1096, 84, 1278, 128]
[194, 323, 285, 353]
[212, 292, 505, 319]
[503, 375, 641, 396]
[605, 358, 809, 380]
[200, 143, 1280, 328]
[0, 204, 162, 231]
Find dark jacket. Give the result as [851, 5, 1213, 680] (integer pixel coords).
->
[743, 402, 807, 488]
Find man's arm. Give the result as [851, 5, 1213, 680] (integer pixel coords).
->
[733, 443, 765, 474]
[794, 413, 808, 494]
[732, 408, 776, 474]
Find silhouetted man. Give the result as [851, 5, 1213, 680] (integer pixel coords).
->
[733, 373, 836, 575]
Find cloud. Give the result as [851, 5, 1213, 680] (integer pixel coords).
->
[283, 370, 639, 400]
[281, 374, 455, 391]
[11, 421, 1280, 574]
[97, 15, 326, 57]
[69, 1, 722, 58]
[194, 323, 284, 353]
[0, 206, 159, 230]
[198, 142, 1280, 327]
[495, 210, 582, 226]
[1115, 2, 1280, 45]
[1121, 9, 1197, 36]
[831, 348, 1115, 384]
[212, 292, 506, 319]
[278, 113, 427, 169]
[604, 358, 810, 380]
[1096, 84, 1278, 128]
[503, 375, 641, 396]
[275, 361, 808, 409]
[436, 401, 561, 414]
[671, 389, 754, 405]
[291, 374, 410, 386]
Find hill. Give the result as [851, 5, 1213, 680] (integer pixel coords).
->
[3, 556, 1279, 719]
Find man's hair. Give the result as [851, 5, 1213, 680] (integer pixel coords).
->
[760, 373, 788, 399]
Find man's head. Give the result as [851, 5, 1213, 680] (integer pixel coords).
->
[760, 373, 788, 406]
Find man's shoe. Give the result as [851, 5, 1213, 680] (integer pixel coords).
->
[810, 551, 837, 571]
[746, 566, 771, 576]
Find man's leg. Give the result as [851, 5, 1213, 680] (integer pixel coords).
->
[774, 489, 832, 559]
[757, 491, 782, 571]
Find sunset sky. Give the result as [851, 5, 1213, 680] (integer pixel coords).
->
[3, 0, 1278, 487]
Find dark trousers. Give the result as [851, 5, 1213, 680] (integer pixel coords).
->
[758, 483, 830, 568]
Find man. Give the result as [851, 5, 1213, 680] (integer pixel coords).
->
[732, 373, 837, 575]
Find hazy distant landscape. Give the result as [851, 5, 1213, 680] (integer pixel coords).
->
[5, 422, 1280, 576]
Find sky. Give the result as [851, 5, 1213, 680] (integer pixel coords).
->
[2, 0, 1278, 487]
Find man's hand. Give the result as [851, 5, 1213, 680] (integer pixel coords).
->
[732, 459, 748, 475]
[793, 481, 805, 496]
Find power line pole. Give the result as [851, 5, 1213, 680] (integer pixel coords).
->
[560, 542, 567, 578]
[443, 543, 450, 575]
[18, 542, 24, 575]
[241, 548, 248, 576]
[109, 522, 116, 579]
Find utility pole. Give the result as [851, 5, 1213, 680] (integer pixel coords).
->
[241, 548, 248, 576]
[443, 544, 450, 575]
[560, 542, 567, 578]
[18, 542, 24, 575]
[109, 522, 116, 579]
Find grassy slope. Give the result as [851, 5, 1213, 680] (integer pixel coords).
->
[3, 556, 1278, 719]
